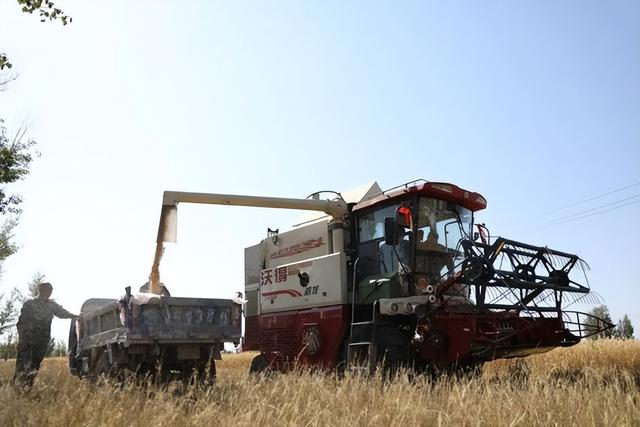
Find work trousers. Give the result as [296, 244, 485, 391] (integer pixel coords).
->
[13, 337, 49, 389]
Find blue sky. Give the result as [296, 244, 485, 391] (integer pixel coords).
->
[0, 1, 638, 341]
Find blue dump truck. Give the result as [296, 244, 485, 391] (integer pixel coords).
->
[68, 287, 242, 385]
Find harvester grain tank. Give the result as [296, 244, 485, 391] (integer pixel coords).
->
[157, 179, 613, 374]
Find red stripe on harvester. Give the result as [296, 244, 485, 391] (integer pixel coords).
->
[262, 289, 302, 297]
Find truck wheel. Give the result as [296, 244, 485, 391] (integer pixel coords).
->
[181, 361, 196, 389]
[89, 352, 110, 383]
[249, 354, 269, 375]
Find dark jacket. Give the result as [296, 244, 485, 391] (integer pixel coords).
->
[17, 299, 76, 342]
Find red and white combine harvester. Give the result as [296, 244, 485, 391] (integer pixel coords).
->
[157, 179, 612, 374]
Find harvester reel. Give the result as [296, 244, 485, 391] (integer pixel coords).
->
[461, 256, 493, 284]
[514, 265, 536, 283]
[459, 237, 590, 313]
[549, 270, 570, 288]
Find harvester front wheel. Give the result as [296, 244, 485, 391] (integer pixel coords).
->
[249, 354, 269, 375]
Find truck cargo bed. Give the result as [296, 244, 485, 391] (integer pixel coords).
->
[78, 296, 242, 350]
[69, 295, 242, 380]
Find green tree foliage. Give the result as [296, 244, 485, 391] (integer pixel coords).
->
[0, 117, 38, 289]
[27, 272, 46, 299]
[0, 76, 39, 351]
[614, 314, 634, 340]
[0, 54, 11, 71]
[585, 305, 614, 339]
[18, 0, 71, 25]
[0, 2, 49, 355]
[0, 274, 46, 356]
[0, 219, 19, 277]
[46, 337, 67, 357]
[0, 1, 71, 70]
[0, 287, 23, 334]
[0, 120, 38, 216]
[0, 331, 18, 359]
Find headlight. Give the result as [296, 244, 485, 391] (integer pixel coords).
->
[416, 277, 429, 291]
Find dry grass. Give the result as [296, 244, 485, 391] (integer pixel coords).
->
[1, 340, 639, 426]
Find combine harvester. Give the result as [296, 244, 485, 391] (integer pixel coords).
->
[157, 179, 613, 375]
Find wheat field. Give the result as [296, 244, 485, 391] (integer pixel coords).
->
[0, 340, 639, 426]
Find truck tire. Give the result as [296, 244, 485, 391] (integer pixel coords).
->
[89, 350, 109, 383]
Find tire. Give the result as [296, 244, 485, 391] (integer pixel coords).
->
[89, 350, 109, 382]
[375, 323, 410, 375]
[249, 354, 269, 375]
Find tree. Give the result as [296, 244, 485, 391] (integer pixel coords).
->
[0, 75, 40, 354]
[1, 1, 71, 70]
[0, 1, 61, 356]
[585, 305, 614, 339]
[17, 0, 71, 25]
[0, 286, 24, 359]
[0, 120, 39, 216]
[27, 272, 46, 298]
[0, 331, 18, 360]
[614, 314, 634, 340]
[0, 274, 44, 357]
[0, 287, 23, 334]
[0, 78, 39, 269]
[0, 219, 19, 279]
[0, 117, 38, 340]
[46, 338, 67, 357]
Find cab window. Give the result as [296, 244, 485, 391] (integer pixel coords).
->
[358, 204, 399, 242]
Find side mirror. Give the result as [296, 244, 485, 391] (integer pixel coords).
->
[384, 217, 402, 245]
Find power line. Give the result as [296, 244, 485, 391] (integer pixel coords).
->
[552, 198, 640, 227]
[513, 182, 640, 235]
[529, 198, 640, 232]
[548, 193, 640, 224]
[548, 181, 640, 213]
[517, 194, 640, 234]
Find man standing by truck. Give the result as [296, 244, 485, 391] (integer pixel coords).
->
[13, 282, 78, 390]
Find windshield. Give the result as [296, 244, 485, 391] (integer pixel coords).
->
[355, 197, 473, 296]
[415, 197, 472, 281]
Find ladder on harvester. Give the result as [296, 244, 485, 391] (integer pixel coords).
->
[346, 301, 378, 375]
